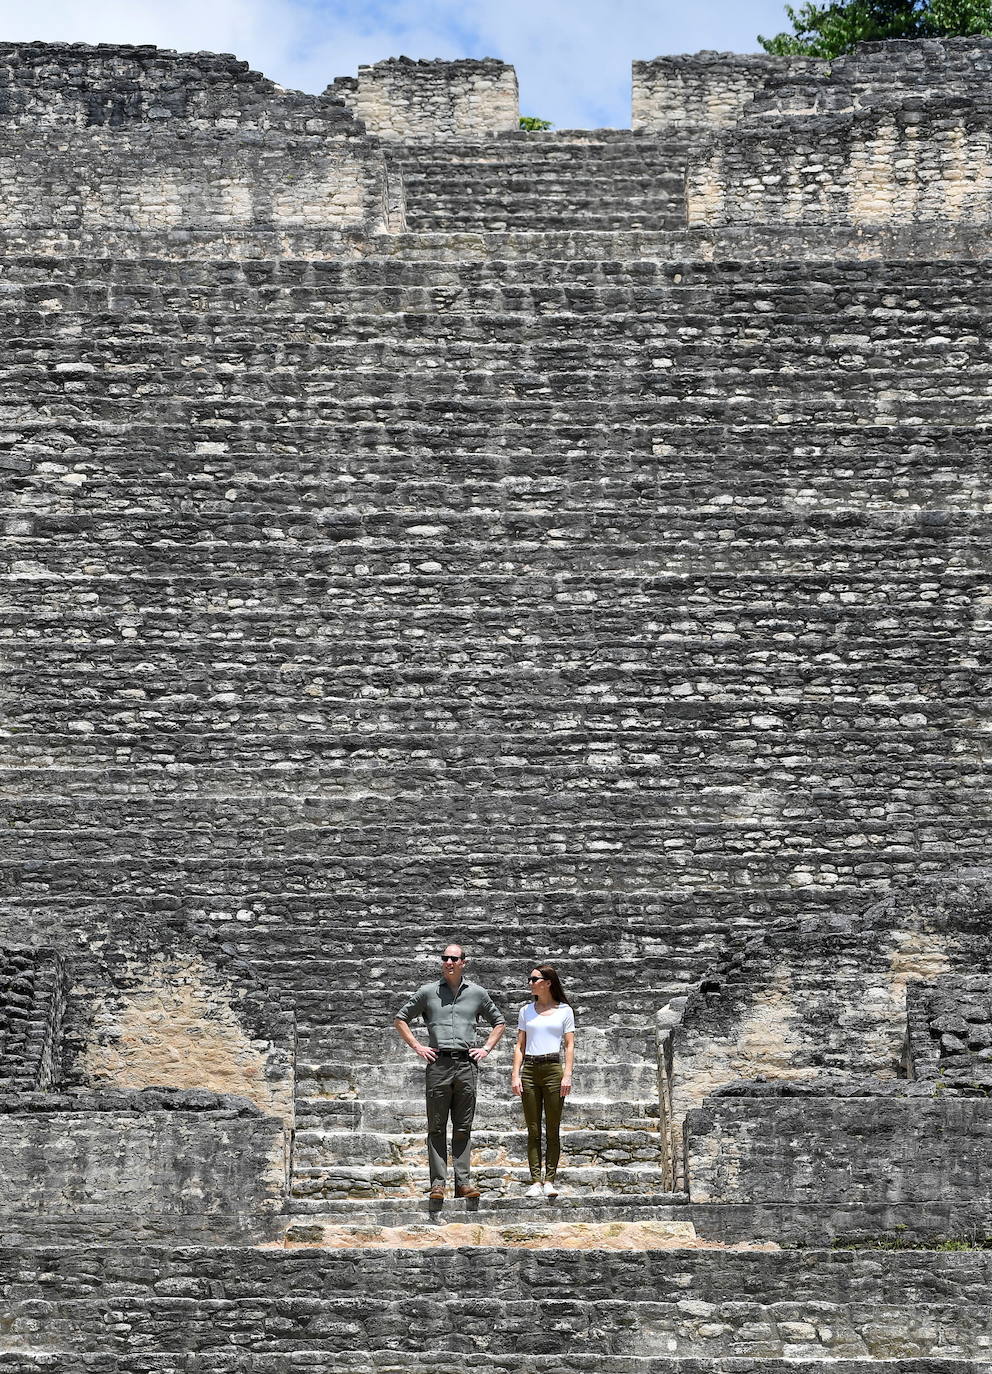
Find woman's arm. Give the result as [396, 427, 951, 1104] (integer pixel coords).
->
[560, 1030, 574, 1097]
[511, 1029, 526, 1095]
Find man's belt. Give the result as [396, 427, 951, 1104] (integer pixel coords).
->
[435, 1048, 471, 1058]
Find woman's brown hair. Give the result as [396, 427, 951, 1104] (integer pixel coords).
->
[532, 963, 570, 1006]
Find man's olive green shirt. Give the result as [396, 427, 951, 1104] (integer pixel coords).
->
[395, 978, 505, 1050]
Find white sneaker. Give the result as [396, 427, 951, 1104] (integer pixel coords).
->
[525, 1182, 544, 1198]
[543, 1180, 559, 1198]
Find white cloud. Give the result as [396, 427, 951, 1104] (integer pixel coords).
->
[0, 0, 797, 126]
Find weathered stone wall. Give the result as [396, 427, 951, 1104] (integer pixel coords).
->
[688, 104, 992, 228]
[907, 973, 992, 1089]
[1, 1244, 992, 1361]
[78, 950, 296, 1123]
[0, 43, 348, 126]
[659, 878, 992, 1191]
[0, 947, 65, 1091]
[687, 39, 992, 228]
[686, 1092, 992, 1205]
[0, 43, 395, 238]
[332, 58, 518, 139]
[754, 34, 992, 111]
[385, 130, 690, 232]
[0, 1094, 287, 1224]
[0, 30, 990, 1370]
[632, 51, 827, 131]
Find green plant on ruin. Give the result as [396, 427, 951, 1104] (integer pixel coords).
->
[519, 116, 553, 131]
[759, 0, 992, 57]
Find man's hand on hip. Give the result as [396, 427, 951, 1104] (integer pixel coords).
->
[414, 1044, 438, 1063]
[468, 1047, 490, 1064]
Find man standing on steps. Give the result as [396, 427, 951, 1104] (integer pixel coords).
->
[393, 943, 506, 1201]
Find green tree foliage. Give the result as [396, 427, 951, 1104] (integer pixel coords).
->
[759, 0, 992, 57]
[519, 116, 554, 131]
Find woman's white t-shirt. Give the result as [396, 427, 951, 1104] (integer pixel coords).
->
[518, 1002, 575, 1056]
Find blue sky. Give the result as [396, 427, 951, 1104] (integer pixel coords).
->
[0, 0, 798, 127]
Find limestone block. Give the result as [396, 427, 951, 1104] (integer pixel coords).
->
[0, 1100, 287, 1217]
[341, 58, 519, 140]
[686, 1094, 992, 1204]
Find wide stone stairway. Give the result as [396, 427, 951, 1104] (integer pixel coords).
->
[387, 131, 691, 230]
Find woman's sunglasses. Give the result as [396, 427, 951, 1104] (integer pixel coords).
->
[528, 975, 547, 983]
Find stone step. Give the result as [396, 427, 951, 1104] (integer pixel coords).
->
[3, 245, 991, 285]
[3, 736, 983, 780]
[283, 1192, 687, 1225]
[7, 289, 992, 323]
[292, 1123, 663, 1165]
[280, 1215, 697, 1251]
[289, 1162, 668, 1199]
[368, 224, 992, 261]
[18, 313, 991, 339]
[295, 1096, 659, 1132]
[3, 536, 987, 576]
[311, 1036, 655, 1064]
[0, 887, 818, 925]
[5, 413, 991, 454]
[11, 462, 990, 495]
[0, 632, 978, 670]
[7, 478, 992, 517]
[389, 134, 692, 158]
[0, 809, 982, 854]
[6, 505, 992, 549]
[0, 1359, 984, 1374]
[0, 845, 971, 895]
[23, 294, 805, 340]
[0, 641, 984, 675]
[288, 1028, 657, 1063]
[395, 211, 689, 232]
[2, 1243, 991, 1358]
[3, 396, 990, 431]
[3, 352, 989, 388]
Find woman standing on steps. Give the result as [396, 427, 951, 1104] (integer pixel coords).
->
[511, 964, 575, 1199]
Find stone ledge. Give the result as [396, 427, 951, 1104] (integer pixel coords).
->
[278, 1218, 710, 1250]
[0, 1087, 263, 1115]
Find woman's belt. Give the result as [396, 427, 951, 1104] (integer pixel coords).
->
[524, 1052, 561, 1063]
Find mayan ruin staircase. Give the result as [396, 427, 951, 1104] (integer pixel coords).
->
[1, 35, 992, 1373]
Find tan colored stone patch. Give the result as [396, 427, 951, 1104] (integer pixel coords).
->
[888, 932, 951, 995]
[82, 954, 290, 1119]
[270, 1220, 779, 1252]
[673, 967, 816, 1117]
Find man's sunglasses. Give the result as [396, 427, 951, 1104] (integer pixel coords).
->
[441, 955, 464, 962]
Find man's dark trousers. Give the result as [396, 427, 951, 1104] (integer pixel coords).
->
[426, 1053, 477, 1187]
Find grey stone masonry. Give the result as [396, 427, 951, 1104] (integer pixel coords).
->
[687, 37, 992, 228]
[387, 131, 691, 232]
[0, 1244, 991, 1361]
[0, 1092, 288, 1233]
[331, 58, 519, 139]
[0, 43, 397, 238]
[686, 1091, 992, 1205]
[906, 974, 992, 1089]
[633, 51, 827, 131]
[0, 947, 65, 1091]
[3, 32, 992, 1373]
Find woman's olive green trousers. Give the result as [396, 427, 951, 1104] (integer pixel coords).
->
[520, 1058, 564, 1182]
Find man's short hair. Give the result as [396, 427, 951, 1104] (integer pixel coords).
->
[442, 942, 466, 959]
